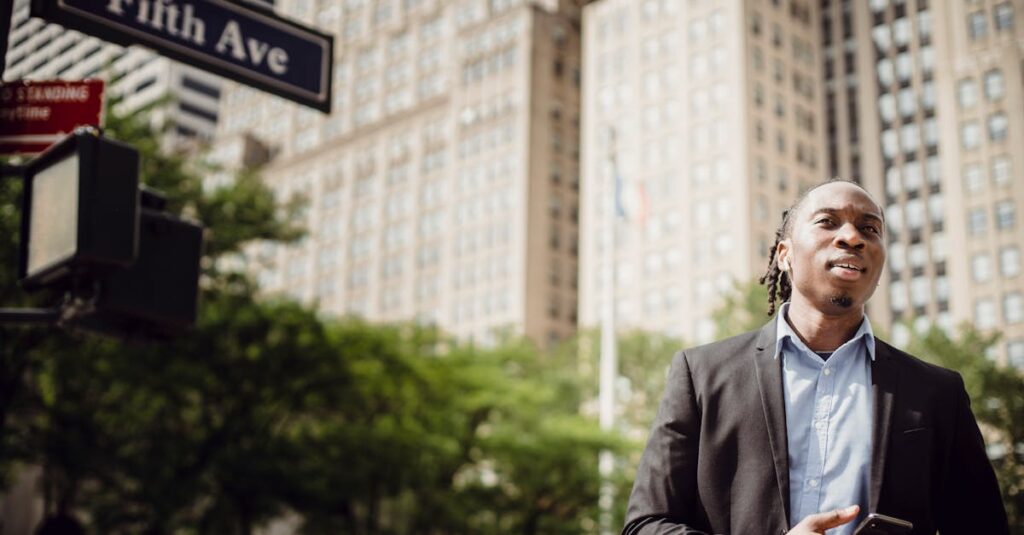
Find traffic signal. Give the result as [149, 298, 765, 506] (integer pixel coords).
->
[11, 129, 203, 337]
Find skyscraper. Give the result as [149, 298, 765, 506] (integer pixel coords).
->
[210, 0, 584, 347]
[578, 0, 824, 343]
[579, 0, 1024, 369]
[823, 0, 1024, 365]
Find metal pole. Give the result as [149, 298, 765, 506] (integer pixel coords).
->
[0, 0, 12, 80]
[0, 308, 61, 325]
[598, 127, 619, 534]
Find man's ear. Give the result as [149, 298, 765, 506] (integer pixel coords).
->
[776, 239, 791, 273]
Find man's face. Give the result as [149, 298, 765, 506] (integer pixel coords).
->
[776, 182, 886, 315]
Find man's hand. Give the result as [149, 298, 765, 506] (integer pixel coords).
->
[786, 505, 860, 535]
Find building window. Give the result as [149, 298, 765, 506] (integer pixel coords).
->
[957, 78, 978, 108]
[984, 69, 1005, 100]
[890, 281, 908, 312]
[963, 163, 985, 193]
[910, 276, 929, 308]
[1008, 340, 1024, 369]
[994, 3, 1015, 31]
[992, 155, 1012, 186]
[1000, 246, 1021, 277]
[877, 58, 894, 86]
[972, 253, 993, 282]
[923, 117, 938, 147]
[988, 113, 1009, 142]
[976, 298, 997, 329]
[960, 121, 981, 150]
[995, 200, 1016, 230]
[882, 129, 899, 158]
[968, 11, 988, 40]
[901, 123, 919, 153]
[895, 52, 913, 82]
[968, 207, 988, 235]
[1004, 292, 1024, 323]
[898, 87, 916, 117]
[893, 17, 912, 46]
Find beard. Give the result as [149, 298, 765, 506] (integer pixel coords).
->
[830, 294, 854, 308]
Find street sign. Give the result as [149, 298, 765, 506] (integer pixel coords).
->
[0, 79, 104, 155]
[30, 0, 333, 112]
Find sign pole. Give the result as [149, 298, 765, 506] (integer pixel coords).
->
[0, 0, 13, 79]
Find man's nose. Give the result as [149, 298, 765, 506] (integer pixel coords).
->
[835, 222, 865, 249]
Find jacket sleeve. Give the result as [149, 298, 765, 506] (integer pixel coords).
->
[934, 373, 1009, 535]
[621, 351, 712, 535]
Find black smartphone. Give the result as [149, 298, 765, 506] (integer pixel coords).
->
[853, 513, 913, 535]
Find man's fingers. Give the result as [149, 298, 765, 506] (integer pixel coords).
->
[806, 505, 860, 530]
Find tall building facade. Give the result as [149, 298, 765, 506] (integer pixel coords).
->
[578, 0, 824, 343]
[823, 0, 1024, 365]
[4, 0, 224, 145]
[211, 0, 584, 347]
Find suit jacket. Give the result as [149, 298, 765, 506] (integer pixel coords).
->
[623, 318, 1008, 535]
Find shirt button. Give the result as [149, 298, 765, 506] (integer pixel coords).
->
[815, 421, 826, 430]
[808, 479, 819, 488]
[823, 368, 832, 376]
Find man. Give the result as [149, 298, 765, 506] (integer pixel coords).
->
[622, 180, 1008, 534]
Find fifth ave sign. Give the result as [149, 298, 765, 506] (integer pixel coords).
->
[30, 0, 333, 112]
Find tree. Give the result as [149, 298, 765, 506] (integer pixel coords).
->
[0, 98, 310, 532]
[550, 328, 685, 529]
[290, 328, 625, 534]
[712, 279, 770, 340]
[2, 101, 623, 534]
[907, 326, 1024, 533]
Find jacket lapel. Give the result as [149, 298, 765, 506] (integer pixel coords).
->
[869, 341, 898, 512]
[753, 318, 791, 527]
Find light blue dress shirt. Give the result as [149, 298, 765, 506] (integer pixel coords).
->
[775, 303, 874, 534]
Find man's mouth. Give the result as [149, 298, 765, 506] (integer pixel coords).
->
[828, 260, 867, 280]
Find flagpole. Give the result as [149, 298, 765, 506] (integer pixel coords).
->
[598, 127, 619, 534]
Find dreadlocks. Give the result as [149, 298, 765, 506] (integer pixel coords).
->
[759, 178, 871, 317]
[759, 208, 793, 318]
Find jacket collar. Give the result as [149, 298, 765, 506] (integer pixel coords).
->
[753, 315, 790, 526]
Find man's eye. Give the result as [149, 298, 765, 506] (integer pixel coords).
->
[816, 218, 834, 226]
[862, 226, 880, 234]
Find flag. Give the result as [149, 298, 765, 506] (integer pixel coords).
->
[614, 169, 649, 225]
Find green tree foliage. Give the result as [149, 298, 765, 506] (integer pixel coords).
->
[712, 279, 771, 340]
[553, 328, 684, 528]
[1, 105, 619, 534]
[907, 326, 1024, 533]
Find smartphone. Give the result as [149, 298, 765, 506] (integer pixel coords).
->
[853, 513, 913, 535]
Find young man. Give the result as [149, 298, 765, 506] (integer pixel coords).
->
[622, 180, 1008, 535]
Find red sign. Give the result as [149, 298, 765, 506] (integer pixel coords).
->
[0, 79, 105, 155]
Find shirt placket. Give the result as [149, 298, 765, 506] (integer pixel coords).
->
[800, 354, 837, 519]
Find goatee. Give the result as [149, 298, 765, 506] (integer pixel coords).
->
[830, 294, 854, 308]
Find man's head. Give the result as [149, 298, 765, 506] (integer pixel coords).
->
[759, 179, 886, 316]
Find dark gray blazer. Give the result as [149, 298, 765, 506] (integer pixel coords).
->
[622, 318, 1008, 535]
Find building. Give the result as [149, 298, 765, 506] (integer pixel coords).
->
[823, 0, 1024, 365]
[3, 0, 224, 146]
[210, 0, 584, 347]
[578, 0, 1024, 367]
[578, 0, 824, 343]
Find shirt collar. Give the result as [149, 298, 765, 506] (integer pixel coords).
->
[773, 302, 876, 361]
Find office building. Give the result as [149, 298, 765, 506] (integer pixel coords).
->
[823, 0, 1024, 365]
[210, 0, 584, 347]
[578, 0, 824, 343]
